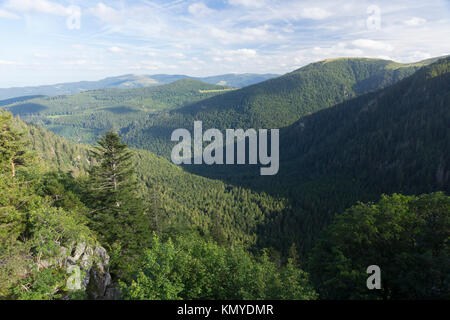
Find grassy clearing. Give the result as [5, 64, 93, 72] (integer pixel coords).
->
[198, 88, 237, 93]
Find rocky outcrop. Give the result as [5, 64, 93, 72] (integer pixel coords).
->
[37, 242, 120, 300]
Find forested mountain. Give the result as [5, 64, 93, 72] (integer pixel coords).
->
[6, 56, 449, 255]
[2, 79, 233, 145]
[187, 56, 450, 257]
[120, 57, 438, 156]
[0, 73, 278, 100]
[2, 100, 448, 299]
[19, 116, 289, 249]
[1, 55, 449, 299]
[195, 73, 280, 88]
[1, 111, 320, 299]
[3, 57, 440, 158]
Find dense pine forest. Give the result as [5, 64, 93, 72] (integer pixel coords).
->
[119, 57, 439, 156]
[2, 57, 439, 157]
[187, 56, 450, 256]
[0, 56, 449, 300]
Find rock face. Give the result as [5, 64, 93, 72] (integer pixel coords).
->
[38, 242, 119, 300]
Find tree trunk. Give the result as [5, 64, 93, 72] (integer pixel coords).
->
[10, 159, 15, 177]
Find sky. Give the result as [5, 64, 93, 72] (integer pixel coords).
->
[0, 0, 449, 87]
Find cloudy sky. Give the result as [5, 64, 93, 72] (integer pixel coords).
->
[0, 0, 449, 87]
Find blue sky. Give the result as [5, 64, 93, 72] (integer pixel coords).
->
[0, 0, 449, 87]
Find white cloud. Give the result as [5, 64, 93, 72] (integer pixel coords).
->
[108, 46, 123, 53]
[312, 42, 364, 58]
[2, 0, 450, 85]
[170, 52, 186, 59]
[5, 0, 71, 16]
[228, 0, 266, 8]
[300, 7, 331, 20]
[64, 60, 88, 65]
[88, 2, 123, 25]
[0, 59, 23, 65]
[71, 44, 85, 50]
[5, 0, 81, 29]
[33, 53, 50, 58]
[209, 24, 283, 44]
[406, 51, 432, 61]
[0, 8, 20, 19]
[87, 3, 165, 37]
[352, 39, 394, 52]
[404, 17, 426, 26]
[234, 48, 257, 57]
[131, 60, 178, 71]
[188, 2, 214, 17]
[209, 48, 258, 63]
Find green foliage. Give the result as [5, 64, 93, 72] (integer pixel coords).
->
[35, 171, 88, 213]
[28, 205, 95, 258]
[23, 109, 289, 250]
[121, 233, 317, 300]
[2, 57, 448, 301]
[0, 112, 34, 177]
[119, 58, 425, 156]
[24, 122, 95, 176]
[3, 79, 231, 145]
[309, 192, 450, 300]
[186, 56, 450, 256]
[12, 267, 66, 300]
[0, 110, 96, 299]
[88, 131, 136, 211]
[84, 131, 152, 280]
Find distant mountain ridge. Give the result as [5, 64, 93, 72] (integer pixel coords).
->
[120, 57, 442, 156]
[1, 78, 232, 146]
[0, 73, 279, 100]
[185, 56, 450, 253]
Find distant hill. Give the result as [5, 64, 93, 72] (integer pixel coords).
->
[0, 73, 278, 100]
[120, 57, 439, 156]
[2, 79, 234, 145]
[186, 56, 450, 253]
[277, 55, 450, 194]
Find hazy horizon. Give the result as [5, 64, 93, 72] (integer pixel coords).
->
[0, 0, 450, 87]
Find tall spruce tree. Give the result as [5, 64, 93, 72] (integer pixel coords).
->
[0, 112, 31, 177]
[87, 131, 152, 277]
[0, 111, 31, 252]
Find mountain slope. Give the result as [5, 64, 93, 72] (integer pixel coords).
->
[190, 56, 450, 254]
[3, 79, 233, 145]
[0, 73, 278, 100]
[121, 57, 435, 156]
[14, 117, 288, 248]
[279, 55, 450, 193]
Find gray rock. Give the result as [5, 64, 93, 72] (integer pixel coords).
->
[33, 241, 118, 299]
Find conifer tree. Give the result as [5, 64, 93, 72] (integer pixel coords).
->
[0, 112, 31, 177]
[87, 131, 152, 277]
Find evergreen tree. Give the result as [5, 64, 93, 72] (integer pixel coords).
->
[0, 112, 32, 177]
[88, 131, 135, 210]
[86, 131, 152, 278]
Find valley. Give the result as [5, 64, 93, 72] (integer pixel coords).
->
[1, 56, 449, 301]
